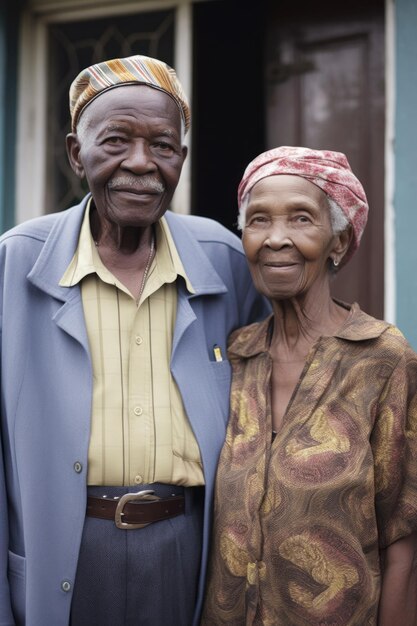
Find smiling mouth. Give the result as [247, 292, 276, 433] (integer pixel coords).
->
[111, 187, 161, 195]
[263, 261, 298, 268]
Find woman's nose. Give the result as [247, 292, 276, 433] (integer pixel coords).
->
[263, 223, 293, 249]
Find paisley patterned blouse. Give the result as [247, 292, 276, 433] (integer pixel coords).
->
[202, 304, 417, 625]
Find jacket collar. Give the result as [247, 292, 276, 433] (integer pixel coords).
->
[27, 197, 89, 302]
[164, 211, 227, 297]
[27, 197, 227, 301]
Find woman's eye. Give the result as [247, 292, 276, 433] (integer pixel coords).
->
[295, 214, 312, 224]
[245, 215, 269, 229]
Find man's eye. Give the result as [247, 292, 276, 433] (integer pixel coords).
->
[106, 136, 123, 144]
[155, 142, 174, 151]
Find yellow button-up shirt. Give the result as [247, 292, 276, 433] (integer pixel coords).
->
[60, 202, 204, 487]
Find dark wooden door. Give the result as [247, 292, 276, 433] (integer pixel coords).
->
[265, 0, 385, 318]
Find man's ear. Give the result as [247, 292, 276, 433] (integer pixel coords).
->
[332, 224, 353, 265]
[66, 133, 85, 178]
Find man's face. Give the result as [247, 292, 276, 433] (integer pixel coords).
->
[67, 84, 187, 229]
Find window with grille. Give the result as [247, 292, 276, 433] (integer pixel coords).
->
[46, 9, 175, 213]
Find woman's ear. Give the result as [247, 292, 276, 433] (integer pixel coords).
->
[331, 224, 353, 265]
[66, 133, 85, 178]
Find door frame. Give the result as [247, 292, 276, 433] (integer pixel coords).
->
[15, 0, 397, 322]
[384, 0, 396, 323]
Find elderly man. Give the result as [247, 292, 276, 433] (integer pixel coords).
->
[0, 55, 269, 626]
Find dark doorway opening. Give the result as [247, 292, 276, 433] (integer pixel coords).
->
[192, 0, 267, 234]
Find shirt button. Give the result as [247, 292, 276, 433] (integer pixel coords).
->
[135, 335, 143, 345]
[61, 580, 71, 592]
[134, 406, 143, 416]
[134, 475, 143, 484]
[73, 462, 83, 473]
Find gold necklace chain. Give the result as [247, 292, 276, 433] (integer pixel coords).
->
[138, 232, 155, 302]
[95, 231, 155, 302]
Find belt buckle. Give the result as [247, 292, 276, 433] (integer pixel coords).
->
[115, 489, 160, 530]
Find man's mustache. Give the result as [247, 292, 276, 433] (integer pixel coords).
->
[108, 176, 165, 193]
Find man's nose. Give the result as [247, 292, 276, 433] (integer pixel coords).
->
[121, 140, 157, 173]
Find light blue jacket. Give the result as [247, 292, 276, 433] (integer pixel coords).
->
[0, 197, 269, 626]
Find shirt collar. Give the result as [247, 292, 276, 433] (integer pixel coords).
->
[156, 216, 195, 294]
[228, 301, 391, 359]
[59, 200, 195, 294]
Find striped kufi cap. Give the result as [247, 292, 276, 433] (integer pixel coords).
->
[69, 55, 190, 133]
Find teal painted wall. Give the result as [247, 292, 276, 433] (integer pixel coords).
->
[0, 4, 19, 233]
[395, 0, 417, 348]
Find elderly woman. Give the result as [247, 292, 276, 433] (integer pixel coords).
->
[202, 147, 417, 625]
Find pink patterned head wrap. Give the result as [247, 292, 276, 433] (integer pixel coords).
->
[237, 146, 369, 265]
[69, 55, 190, 134]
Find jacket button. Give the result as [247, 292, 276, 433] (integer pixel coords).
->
[61, 580, 71, 592]
[73, 461, 83, 473]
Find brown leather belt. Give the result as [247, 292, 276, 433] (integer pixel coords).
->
[86, 489, 185, 530]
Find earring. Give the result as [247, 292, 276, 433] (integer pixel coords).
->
[333, 258, 339, 267]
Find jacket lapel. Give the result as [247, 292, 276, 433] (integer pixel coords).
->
[165, 211, 228, 358]
[26, 204, 229, 356]
[26, 197, 90, 350]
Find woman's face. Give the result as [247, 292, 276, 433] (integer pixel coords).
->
[242, 175, 341, 301]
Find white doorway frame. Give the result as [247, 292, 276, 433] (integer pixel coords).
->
[16, 0, 397, 324]
[16, 0, 198, 223]
[384, 0, 396, 324]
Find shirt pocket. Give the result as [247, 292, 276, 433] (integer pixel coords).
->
[208, 360, 232, 422]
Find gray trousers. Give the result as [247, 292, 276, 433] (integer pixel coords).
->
[70, 484, 204, 626]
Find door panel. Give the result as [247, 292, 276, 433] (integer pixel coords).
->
[265, 0, 385, 318]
